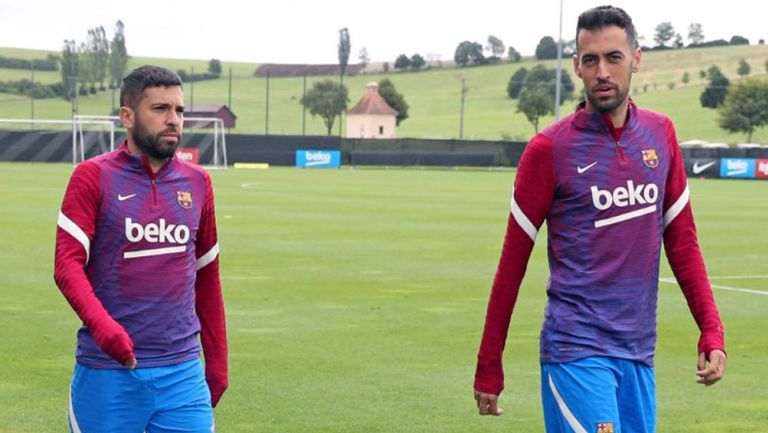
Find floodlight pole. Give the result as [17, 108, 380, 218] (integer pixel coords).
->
[459, 78, 467, 140]
[190, 66, 195, 111]
[302, 73, 307, 135]
[554, 0, 564, 121]
[30, 64, 35, 127]
[265, 72, 270, 135]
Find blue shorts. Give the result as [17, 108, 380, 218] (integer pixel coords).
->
[69, 358, 214, 433]
[541, 357, 655, 433]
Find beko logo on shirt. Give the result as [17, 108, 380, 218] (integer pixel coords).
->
[590, 181, 659, 228]
[125, 218, 190, 243]
[123, 218, 190, 259]
[590, 181, 658, 210]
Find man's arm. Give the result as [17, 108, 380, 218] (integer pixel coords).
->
[474, 135, 556, 414]
[53, 162, 136, 367]
[661, 120, 726, 385]
[195, 172, 228, 407]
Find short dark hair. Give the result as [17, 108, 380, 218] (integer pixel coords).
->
[120, 65, 182, 109]
[576, 5, 638, 50]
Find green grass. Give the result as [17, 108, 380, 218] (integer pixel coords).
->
[0, 163, 766, 432]
[1, 45, 768, 142]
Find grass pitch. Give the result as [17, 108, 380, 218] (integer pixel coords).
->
[0, 163, 766, 432]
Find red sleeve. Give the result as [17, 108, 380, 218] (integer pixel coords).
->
[53, 162, 135, 364]
[474, 135, 556, 395]
[661, 121, 725, 356]
[194, 172, 228, 407]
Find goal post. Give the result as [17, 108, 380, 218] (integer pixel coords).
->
[74, 115, 228, 169]
[0, 115, 227, 168]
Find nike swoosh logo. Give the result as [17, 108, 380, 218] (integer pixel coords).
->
[577, 161, 598, 174]
[118, 193, 137, 201]
[692, 161, 716, 174]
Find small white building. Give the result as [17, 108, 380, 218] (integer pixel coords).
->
[346, 82, 398, 139]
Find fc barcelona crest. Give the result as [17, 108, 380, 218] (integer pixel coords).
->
[641, 148, 659, 168]
[177, 191, 193, 209]
[596, 422, 615, 433]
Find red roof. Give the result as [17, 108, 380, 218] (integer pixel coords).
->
[347, 83, 398, 116]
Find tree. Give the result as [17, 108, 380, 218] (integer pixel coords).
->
[507, 68, 528, 98]
[717, 79, 768, 142]
[394, 54, 411, 70]
[522, 64, 574, 104]
[91, 26, 109, 90]
[208, 59, 222, 76]
[682, 72, 690, 84]
[688, 23, 704, 45]
[301, 79, 349, 135]
[737, 59, 751, 76]
[654, 22, 675, 47]
[60, 39, 79, 100]
[700, 65, 730, 108]
[673, 33, 684, 49]
[378, 78, 409, 126]
[535, 36, 558, 60]
[729, 35, 749, 45]
[517, 86, 552, 133]
[507, 46, 521, 63]
[109, 20, 128, 89]
[486, 35, 505, 60]
[338, 28, 351, 82]
[410, 54, 425, 71]
[454, 41, 485, 66]
[358, 47, 370, 73]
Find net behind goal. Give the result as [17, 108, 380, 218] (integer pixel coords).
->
[74, 115, 228, 169]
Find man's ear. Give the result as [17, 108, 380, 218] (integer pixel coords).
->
[631, 47, 642, 73]
[119, 106, 134, 129]
[573, 54, 582, 78]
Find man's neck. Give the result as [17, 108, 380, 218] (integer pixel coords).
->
[126, 139, 168, 173]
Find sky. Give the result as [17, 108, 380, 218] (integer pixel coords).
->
[0, 1, 765, 65]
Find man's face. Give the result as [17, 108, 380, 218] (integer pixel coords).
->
[574, 25, 641, 115]
[124, 86, 184, 160]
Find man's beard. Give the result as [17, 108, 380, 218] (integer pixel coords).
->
[131, 115, 181, 160]
[586, 81, 630, 114]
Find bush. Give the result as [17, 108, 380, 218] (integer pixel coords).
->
[0, 56, 58, 71]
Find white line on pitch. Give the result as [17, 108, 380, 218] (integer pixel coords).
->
[659, 277, 768, 296]
[708, 275, 768, 280]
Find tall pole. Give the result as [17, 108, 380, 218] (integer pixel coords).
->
[459, 78, 466, 139]
[554, 0, 564, 120]
[228, 68, 233, 134]
[190, 66, 195, 110]
[228, 68, 232, 110]
[265, 72, 270, 135]
[30, 63, 35, 127]
[302, 73, 307, 135]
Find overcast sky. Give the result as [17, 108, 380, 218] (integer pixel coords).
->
[1, 1, 764, 64]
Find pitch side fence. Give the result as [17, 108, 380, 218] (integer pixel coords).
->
[1, 130, 767, 178]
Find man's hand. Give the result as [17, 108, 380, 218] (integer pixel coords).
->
[474, 390, 504, 416]
[90, 319, 136, 367]
[696, 349, 726, 386]
[206, 371, 228, 407]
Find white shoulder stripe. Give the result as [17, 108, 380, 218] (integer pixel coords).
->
[196, 242, 219, 271]
[58, 211, 90, 264]
[548, 374, 588, 433]
[663, 184, 690, 229]
[510, 192, 538, 242]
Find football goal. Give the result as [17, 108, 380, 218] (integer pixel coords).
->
[74, 115, 228, 169]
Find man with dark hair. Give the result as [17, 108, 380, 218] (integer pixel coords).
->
[55, 64, 228, 432]
[473, 6, 725, 432]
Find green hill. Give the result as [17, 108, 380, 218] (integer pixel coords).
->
[1, 45, 768, 143]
